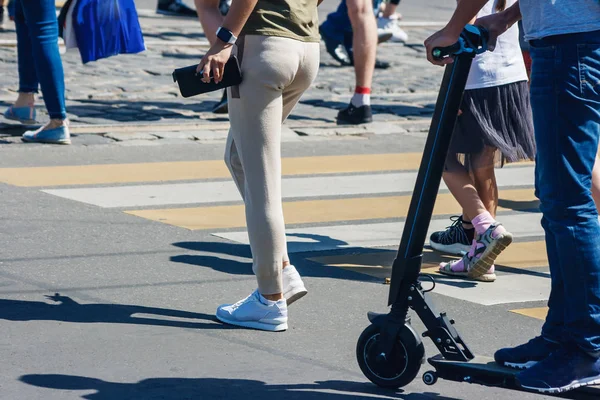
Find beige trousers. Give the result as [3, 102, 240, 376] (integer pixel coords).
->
[225, 35, 320, 295]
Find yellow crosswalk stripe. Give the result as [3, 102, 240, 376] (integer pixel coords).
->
[510, 307, 548, 320]
[0, 153, 423, 187]
[126, 188, 538, 230]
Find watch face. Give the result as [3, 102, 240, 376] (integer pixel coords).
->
[218, 28, 233, 43]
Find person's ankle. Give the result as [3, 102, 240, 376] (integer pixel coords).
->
[282, 261, 291, 269]
[14, 93, 35, 108]
[351, 86, 371, 107]
[45, 119, 67, 130]
[262, 293, 284, 302]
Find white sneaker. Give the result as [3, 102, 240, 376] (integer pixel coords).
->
[377, 16, 408, 43]
[216, 290, 288, 332]
[282, 264, 307, 305]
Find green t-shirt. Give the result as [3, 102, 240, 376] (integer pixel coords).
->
[241, 0, 320, 43]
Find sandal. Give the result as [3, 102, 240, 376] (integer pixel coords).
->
[438, 253, 497, 282]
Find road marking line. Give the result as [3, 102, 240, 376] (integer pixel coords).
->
[42, 166, 535, 208]
[307, 241, 548, 272]
[308, 244, 550, 306]
[0, 153, 423, 187]
[214, 212, 545, 253]
[126, 189, 538, 230]
[510, 307, 548, 320]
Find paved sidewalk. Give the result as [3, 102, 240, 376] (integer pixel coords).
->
[0, 10, 446, 146]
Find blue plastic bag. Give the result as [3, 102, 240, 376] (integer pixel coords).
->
[72, 0, 146, 64]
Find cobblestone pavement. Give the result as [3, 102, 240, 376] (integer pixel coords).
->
[0, 9, 447, 146]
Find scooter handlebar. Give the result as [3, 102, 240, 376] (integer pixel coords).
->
[432, 25, 489, 61]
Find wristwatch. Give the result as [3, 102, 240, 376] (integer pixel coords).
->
[216, 27, 237, 45]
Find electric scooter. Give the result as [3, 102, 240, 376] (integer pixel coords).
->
[355, 25, 600, 399]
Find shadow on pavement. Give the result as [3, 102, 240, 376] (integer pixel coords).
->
[142, 31, 207, 41]
[498, 198, 540, 213]
[170, 235, 385, 283]
[301, 99, 430, 117]
[0, 294, 230, 330]
[171, 233, 549, 285]
[19, 375, 461, 400]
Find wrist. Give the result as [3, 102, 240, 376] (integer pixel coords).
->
[503, 4, 521, 26]
[214, 39, 233, 49]
[444, 21, 464, 40]
[216, 26, 237, 45]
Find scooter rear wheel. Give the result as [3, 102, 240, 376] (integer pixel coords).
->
[356, 323, 425, 389]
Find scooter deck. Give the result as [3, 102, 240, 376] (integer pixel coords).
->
[428, 354, 600, 399]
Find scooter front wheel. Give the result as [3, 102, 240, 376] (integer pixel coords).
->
[356, 323, 425, 389]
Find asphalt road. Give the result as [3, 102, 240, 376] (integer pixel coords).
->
[2, 2, 595, 400]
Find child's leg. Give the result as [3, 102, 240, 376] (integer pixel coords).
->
[439, 153, 511, 280]
[442, 155, 488, 222]
[471, 146, 499, 218]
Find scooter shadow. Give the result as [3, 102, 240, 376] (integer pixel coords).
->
[18, 374, 463, 400]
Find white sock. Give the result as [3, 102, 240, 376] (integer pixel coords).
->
[351, 93, 370, 107]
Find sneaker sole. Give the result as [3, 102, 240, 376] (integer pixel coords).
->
[336, 118, 373, 126]
[389, 36, 408, 43]
[503, 360, 537, 370]
[468, 232, 513, 279]
[430, 241, 471, 256]
[439, 268, 496, 282]
[284, 285, 307, 306]
[215, 313, 287, 332]
[4, 114, 37, 125]
[377, 32, 393, 44]
[519, 376, 600, 394]
[22, 136, 71, 145]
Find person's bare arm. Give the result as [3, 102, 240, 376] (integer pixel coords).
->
[194, 0, 223, 44]
[219, 0, 259, 38]
[425, 0, 521, 65]
[475, 1, 522, 46]
[446, 0, 491, 37]
[197, 0, 259, 83]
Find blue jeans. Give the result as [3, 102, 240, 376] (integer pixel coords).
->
[15, 0, 66, 120]
[531, 30, 600, 354]
[7, 0, 15, 18]
[320, 0, 383, 48]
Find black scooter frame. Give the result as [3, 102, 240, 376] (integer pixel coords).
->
[367, 26, 600, 399]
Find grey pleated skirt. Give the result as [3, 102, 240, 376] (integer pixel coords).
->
[447, 80, 536, 170]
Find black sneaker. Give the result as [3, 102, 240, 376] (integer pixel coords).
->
[337, 103, 372, 125]
[212, 90, 228, 114]
[516, 345, 600, 394]
[320, 26, 352, 66]
[430, 215, 474, 255]
[0, 6, 5, 29]
[495, 336, 561, 370]
[157, 0, 197, 17]
[378, 32, 393, 44]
